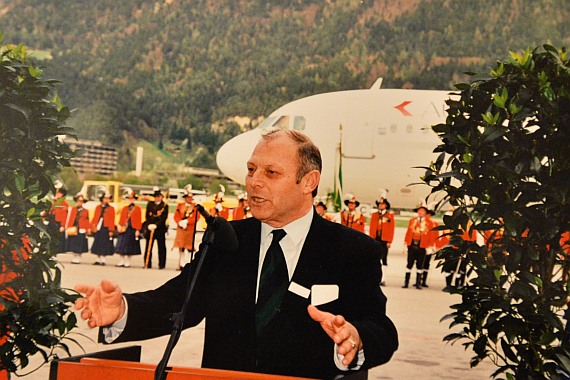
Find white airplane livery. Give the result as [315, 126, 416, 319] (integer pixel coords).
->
[216, 79, 452, 210]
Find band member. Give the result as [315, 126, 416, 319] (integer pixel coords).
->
[403, 204, 435, 289]
[66, 193, 90, 264]
[143, 187, 169, 269]
[210, 190, 230, 219]
[421, 207, 438, 288]
[340, 193, 365, 232]
[50, 186, 69, 253]
[315, 201, 332, 221]
[173, 188, 200, 270]
[115, 191, 142, 268]
[90, 192, 116, 266]
[368, 196, 395, 286]
[232, 192, 252, 220]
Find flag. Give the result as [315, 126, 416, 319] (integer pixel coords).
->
[332, 125, 343, 212]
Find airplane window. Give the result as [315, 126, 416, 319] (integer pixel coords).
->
[273, 116, 290, 129]
[406, 125, 413, 133]
[258, 116, 277, 129]
[390, 124, 397, 133]
[294, 116, 306, 130]
[378, 127, 387, 135]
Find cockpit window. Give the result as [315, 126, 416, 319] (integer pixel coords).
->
[273, 116, 290, 129]
[258, 115, 305, 131]
[293, 116, 305, 130]
[258, 116, 277, 129]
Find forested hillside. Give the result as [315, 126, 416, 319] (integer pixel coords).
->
[1, 0, 568, 169]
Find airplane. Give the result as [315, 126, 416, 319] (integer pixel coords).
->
[216, 78, 452, 212]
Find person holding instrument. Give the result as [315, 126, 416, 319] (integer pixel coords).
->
[75, 129, 398, 379]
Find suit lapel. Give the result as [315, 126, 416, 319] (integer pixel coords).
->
[238, 219, 262, 315]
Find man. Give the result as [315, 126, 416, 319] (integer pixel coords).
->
[420, 207, 438, 288]
[143, 188, 169, 269]
[315, 201, 332, 221]
[75, 129, 398, 379]
[210, 190, 230, 219]
[368, 196, 395, 286]
[50, 186, 69, 253]
[173, 188, 200, 269]
[232, 192, 251, 220]
[340, 193, 365, 232]
[403, 204, 435, 289]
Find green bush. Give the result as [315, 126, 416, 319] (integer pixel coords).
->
[0, 37, 79, 373]
[424, 45, 570, 379]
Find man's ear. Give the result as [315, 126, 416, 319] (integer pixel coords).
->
[303, 170, 320, 195]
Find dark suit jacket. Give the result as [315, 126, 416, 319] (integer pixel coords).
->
[111, 213, 398, 379]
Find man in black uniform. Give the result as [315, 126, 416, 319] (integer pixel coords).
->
[143, 187, 169, 269]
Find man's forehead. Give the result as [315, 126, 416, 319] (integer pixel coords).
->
[249, 136, 297, 165]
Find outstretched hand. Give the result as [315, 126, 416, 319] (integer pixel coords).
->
[307, 304, 362, 367]
[74, 279, 124, 328]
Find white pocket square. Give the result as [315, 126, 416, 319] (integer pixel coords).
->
[311, 284, 339, 306]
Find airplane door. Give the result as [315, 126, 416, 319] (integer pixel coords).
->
[341, 120, 375, 159]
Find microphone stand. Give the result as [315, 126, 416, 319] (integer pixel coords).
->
[154, 222, 216, 380]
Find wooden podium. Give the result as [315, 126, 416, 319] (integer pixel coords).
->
[48, 346, 313, 380]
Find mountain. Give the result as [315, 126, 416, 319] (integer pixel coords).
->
[1, 0, 568, 169]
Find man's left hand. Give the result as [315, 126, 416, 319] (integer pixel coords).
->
[307, 304, 362, 366]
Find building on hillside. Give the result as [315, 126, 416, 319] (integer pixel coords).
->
[65, 138, 118, 176]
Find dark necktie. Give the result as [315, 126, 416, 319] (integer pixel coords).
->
[256, 229, 288, 336]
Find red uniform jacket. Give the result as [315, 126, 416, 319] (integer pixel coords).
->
[340, 210, 365, 232]
[91, 204, 115, 232]
[210, 206, 230, 220]
[233, 207, 245, 220]
[174, 203, 200, 230]
[404, 217, 435, 248]
[50, 199, 69, 227]
[66, 206, 91, 230]
[368, 211, 395, 243]
[119, 204, 143, 231]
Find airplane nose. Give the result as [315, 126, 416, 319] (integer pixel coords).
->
[216, 129, 262, 185]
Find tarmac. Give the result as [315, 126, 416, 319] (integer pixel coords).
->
[23, 226, 496, 379]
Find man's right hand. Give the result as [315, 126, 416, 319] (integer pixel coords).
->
[74, 280, 125, 328]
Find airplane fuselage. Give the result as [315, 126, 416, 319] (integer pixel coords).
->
[216, 84, 451, 210]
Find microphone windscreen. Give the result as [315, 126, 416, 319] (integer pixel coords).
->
[212, 216, 239, 252]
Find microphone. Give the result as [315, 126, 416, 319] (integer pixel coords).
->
[196, 204, 238, 252]
[196, 203, 215, 225]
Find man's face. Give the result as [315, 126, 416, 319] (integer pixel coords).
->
[417, 208, 427, 218]
[246, 134, 316, 227]
[378, 203, 386, 211]
[347, 201, 357, 211]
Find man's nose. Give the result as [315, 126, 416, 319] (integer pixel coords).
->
[247, 171, 264, 188]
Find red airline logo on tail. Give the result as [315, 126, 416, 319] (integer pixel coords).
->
[394, 101, 412, 116]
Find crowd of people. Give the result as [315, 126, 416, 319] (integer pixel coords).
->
[49, 171, 470, 283]
[48, 184, 258, 270]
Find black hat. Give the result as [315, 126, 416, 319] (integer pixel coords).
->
[315, 201, 327, 209]
[343, 193, 360, 207]
[375, 197, 391, 210]
[73, 193, 85, 202]
[99, 192, 113, 202]
[152, 186, 163, 197]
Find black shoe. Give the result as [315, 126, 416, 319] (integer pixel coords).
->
[93, 262, 100, 265]
[100, 262, 106, 266]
